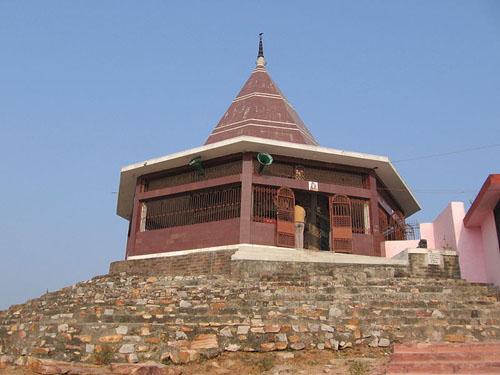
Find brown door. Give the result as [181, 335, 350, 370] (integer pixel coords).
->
[330, 194, 353, 253]
[276, 187, 295, 248]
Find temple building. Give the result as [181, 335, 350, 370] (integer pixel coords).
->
[116, 37, 420, 259]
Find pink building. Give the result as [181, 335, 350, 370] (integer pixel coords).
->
[384, 174, 500, 286]
[462, 174, 500, 285]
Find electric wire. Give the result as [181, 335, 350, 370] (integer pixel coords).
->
[392, 143, 500, 163]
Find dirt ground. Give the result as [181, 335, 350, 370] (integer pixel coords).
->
[0, 347, 390, 375]
[183, 347, 390, 375]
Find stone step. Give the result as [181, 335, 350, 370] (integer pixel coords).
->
[248, 303, 500, 315]
[37, 279, 499, 291]
[252, 284, 497, 294]
[32, 293, 500, 313]
[20, 304, 500, 323]
[387, 342, 500, 374]
[29, 297, 500, 314]
[394, 323, 500, 333]
[39, 282, 498, 290]
[386, 361, 500, 374]
[248, 290, 499, 298]
[394, 342, 500, 353]
[245, 298, 497, 306]
[30, 301, 500, 314]
[263, 279, 495, 286]
[5, 317, 499, 333]
[391, 352, 500, 361]
[263, 280, 496, 289]
[33, 297, 500, 310]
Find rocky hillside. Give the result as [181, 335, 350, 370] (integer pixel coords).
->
[1, 267, 499, 367]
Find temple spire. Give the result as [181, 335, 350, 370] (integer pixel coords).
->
[256, 33, 266, 66]
[204, 34, 318, 146]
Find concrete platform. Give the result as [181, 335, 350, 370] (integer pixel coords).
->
[116, 244, 459, 279]
[232, 244, 407, 266]
[127, 243, 407, 266]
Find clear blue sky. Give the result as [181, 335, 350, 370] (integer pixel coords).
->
[1, 1, 499, 309]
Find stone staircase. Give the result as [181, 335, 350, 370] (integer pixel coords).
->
[1, 271, 499, 365]
[387, 342, 500, 374]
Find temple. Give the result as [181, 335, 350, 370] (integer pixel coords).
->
[116, 36, 420, 259]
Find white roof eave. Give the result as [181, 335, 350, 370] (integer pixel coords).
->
[116, 136, 421, 220]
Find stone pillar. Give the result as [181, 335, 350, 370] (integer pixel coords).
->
[407, 248, 461, 279]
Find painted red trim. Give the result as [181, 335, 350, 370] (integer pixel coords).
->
[464, 174, 500, 227]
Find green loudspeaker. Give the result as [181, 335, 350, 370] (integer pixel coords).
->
[257, 152, 273, 173]
[188, 156, 204, 174]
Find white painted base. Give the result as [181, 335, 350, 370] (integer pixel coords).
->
[128, 243, 408, 266]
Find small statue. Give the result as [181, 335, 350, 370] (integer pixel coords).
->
[417, 239, 428, 248]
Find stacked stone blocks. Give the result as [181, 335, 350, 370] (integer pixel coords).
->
[1, 265, 499, 366]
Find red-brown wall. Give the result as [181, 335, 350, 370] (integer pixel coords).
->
[125, 153, 405, 258]
[251, 222, 276, 246]
[352, 234, 377, 256]
[129, 218, 240, 257]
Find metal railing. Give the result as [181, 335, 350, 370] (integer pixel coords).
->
[379, 205, 419, 241]
[253, 185, 278, 223]
[350, 198, 371, 234]
[144, 184, 241, 231]
[146, 159, 242, 191]
[255, 160, 368, 188]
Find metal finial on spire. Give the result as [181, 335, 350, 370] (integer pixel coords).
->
[258, 33, 264, 58]
[256, 33, 266, 66]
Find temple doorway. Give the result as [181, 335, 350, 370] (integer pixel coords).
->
[294, 191, 330, 251]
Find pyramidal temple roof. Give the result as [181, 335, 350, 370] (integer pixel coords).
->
[205, 35, 318, 146]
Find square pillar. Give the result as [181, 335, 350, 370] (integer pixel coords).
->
[125, 177, 144, 259]
[239, 153, 253, 244]
[369, 173, 383, 256]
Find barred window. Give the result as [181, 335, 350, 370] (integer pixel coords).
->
[255, 160, 368, 188]
[253, 185, 278, 223]
[350, 198, 371, 234]
[145, 159, 242, 191]
[379, 206, 407, 240]
[142, 184, 241, 231]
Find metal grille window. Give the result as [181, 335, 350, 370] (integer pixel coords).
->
[377, 182, 402, 214]
[146, 159, 242, 191]
[379, 206, 409, 240]
[253, 185, 278, 223]
[143, 184, 241, 231]
[351, 198, 371, 234]
[330, 195, 353, 252]
[255, 160, 368, 188]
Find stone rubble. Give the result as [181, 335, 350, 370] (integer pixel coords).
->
[0, 269, 499, 368]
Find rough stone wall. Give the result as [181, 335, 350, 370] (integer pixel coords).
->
[109, 250, 237, 276]
[408, 253, 461, 279]
[110, 248, 462, 281]
[1, 270, 499, 367]
[231, 260, 409, 281]
[443, 254, 462, 278]
[109, 245, 466, 286]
